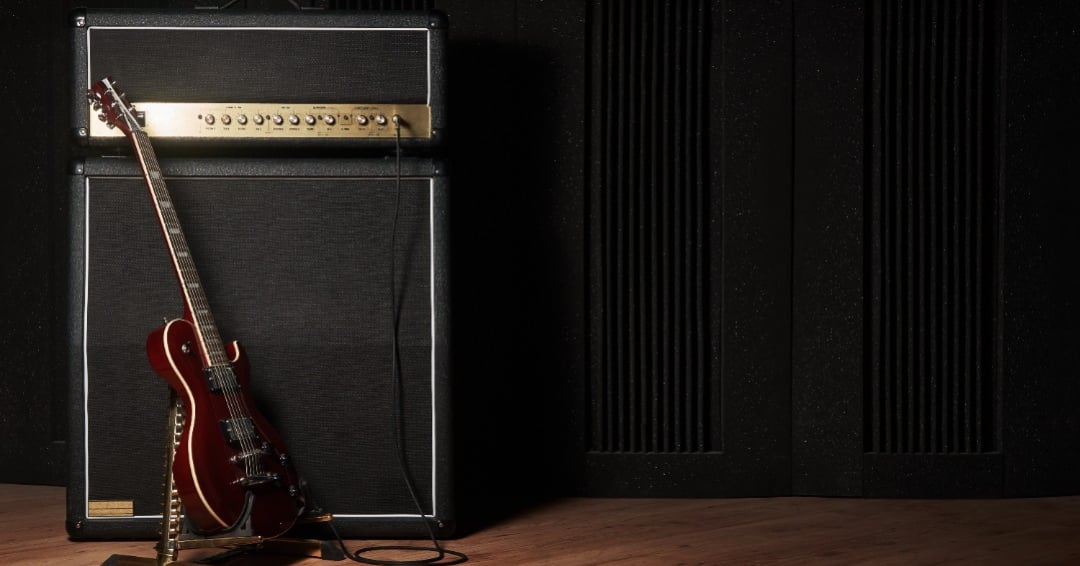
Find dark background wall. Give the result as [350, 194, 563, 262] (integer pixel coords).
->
[2, 0, 1079, 527]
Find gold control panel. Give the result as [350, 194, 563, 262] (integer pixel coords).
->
[89, 102, 431, 140]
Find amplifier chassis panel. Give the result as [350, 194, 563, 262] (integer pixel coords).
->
[71, 10, 446, 149]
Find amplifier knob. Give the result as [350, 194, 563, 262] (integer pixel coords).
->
[237, 114, 248, 125]
[357, 115, 369, 126]
[253, 114, 265, 125]
[272, 114, 284, 126]
[324, 115, 336, 126]
[220, 114, 232, 125]
[288, 115, 300, 125]
[204, 114, 215, 125]
[305, 115, 316, 125]
[375, 114, 388, 126]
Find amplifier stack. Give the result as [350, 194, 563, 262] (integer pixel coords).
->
[66, 9, 454, 541]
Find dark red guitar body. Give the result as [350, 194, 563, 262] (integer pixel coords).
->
[147, 318, 304, 537]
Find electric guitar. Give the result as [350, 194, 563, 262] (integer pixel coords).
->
[88, 77, 305, 538]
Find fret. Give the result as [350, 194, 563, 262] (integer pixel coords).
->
[132, 130, 229, 366]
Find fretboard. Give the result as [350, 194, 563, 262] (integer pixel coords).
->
[130, 130, 230, 367]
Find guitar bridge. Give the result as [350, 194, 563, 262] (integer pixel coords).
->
[235, 472, 281, 487]
[229, 445, 270, 465]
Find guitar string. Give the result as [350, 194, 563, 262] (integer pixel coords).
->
[136, 132, 250, 465]
[110, 90, 264, 524]
[135, 132, 261, 481]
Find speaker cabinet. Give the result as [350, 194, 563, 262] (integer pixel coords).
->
[71, 9, 446, 149]
[66, 157, 453, 539]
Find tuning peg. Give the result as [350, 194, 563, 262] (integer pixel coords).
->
[97, 113, 107, 122]
[106, 122, 115, 129]
[92, 101, 102, 111]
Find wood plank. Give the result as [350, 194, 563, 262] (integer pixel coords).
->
[3, 483, 1080, 565]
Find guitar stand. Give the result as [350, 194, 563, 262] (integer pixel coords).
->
[101, 393, 343, 566]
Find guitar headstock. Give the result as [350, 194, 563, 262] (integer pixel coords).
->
[87, 77, 141, 137]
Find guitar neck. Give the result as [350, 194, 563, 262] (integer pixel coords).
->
[129, 130, 230, 367]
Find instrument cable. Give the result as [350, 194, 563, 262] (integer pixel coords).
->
[328, 118, 466, 566]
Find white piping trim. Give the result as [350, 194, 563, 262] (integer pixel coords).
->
[428, 180, 438, 516]
[81, 180, 91, 520]
[81, 175, 442, 522]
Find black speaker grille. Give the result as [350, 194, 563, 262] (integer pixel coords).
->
[87, 27, 429, 103]
[866, 0, 999, 454]
[589, 0, 712, 454]
[80, 174, 438, 519]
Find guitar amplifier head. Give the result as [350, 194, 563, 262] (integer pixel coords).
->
[71, 9, 446, 149]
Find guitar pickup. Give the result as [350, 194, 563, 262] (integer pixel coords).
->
[205, 365, 240, 392]
[220, 417, 256, 445]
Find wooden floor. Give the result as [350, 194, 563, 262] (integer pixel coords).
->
[3, 483, 1080, 565]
